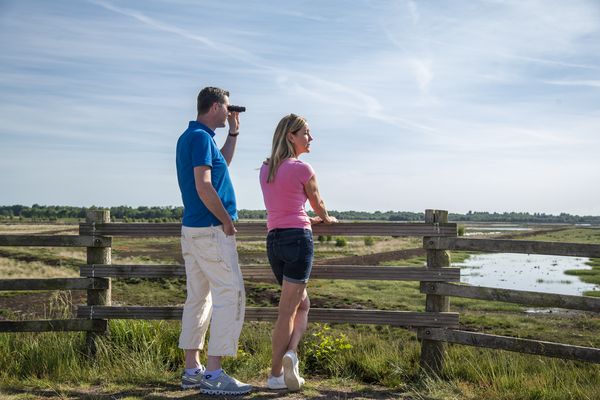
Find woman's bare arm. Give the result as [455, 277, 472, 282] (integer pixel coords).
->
[304, 175, 337, 224]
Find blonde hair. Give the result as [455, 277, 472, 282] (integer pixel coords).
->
[265, 113, 307, 183]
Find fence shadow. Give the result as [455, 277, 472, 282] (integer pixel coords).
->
[1, 382, 412, 400]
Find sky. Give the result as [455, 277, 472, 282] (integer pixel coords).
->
[1, 0, 599, 215]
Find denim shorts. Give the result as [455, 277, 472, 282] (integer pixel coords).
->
[266, 228, 314, 285]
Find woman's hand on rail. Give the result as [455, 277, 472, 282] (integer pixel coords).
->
[310, 216, 337, 224]
[310, 216, 323, 224]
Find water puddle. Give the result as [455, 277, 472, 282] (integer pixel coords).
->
[464, 226, 532, 236]
[454, 253, 598, 296]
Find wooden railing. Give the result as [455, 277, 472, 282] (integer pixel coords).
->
[0, 211, 112, 353]
[418, 224, 600, 370]
[75, 210, 460, 339]
[1, 209, 599, 371]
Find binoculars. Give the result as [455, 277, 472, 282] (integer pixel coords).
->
[227, 105, 246, 113]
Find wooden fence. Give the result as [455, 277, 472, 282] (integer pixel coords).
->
[1, 209, 599, 372]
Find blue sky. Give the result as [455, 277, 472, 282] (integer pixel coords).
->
[1, 0, 599, 215]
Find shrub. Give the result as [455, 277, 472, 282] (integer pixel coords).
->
[302, 324, 352, 374]
[317, 235, 325, 243]
[326, 235, 333, 242]
[335, 237, 347, 247]
[364, 236, 375, 246]
[458, 225, 466, 236]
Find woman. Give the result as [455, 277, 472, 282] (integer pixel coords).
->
[260, 114, 337, 391]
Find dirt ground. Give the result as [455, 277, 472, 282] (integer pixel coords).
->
[0, 380, 411, 400]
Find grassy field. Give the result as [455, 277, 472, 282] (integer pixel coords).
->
[0, 223, 599, 399]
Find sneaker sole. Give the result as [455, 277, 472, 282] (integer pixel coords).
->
[199, 388, 252, 395]
[282, 354, 301, 391]
[267, 384, 287, 390]
[181, 383, 203, 389]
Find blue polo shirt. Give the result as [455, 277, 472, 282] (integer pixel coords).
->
[176, 121, 237, 227]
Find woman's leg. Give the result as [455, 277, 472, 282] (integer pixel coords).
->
[287, 290, 309, 353]
[270, 280, 306, 376]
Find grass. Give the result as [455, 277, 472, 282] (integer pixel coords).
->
[0, 223, 599, 399]
[0, 247, 84, 270]
[0, 319, 598, 399]
[565, 258, 600, 297]
[381, 251, 472, 267]
[523, 228, 600, 244]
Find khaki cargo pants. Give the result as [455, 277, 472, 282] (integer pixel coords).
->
[178, 226, 246, 356]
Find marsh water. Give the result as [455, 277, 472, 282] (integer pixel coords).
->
[455, 253, 597, 296]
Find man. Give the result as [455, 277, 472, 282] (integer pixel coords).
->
[176, 86, 251, 395]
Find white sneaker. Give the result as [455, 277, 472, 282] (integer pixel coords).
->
[282, 350, 302, 391]
[267, 373, 286, 390]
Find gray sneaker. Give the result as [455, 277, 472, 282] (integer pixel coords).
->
[199, 371, 252, 395]
[181, 366, 206, 389]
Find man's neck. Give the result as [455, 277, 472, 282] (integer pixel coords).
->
[196, 115, 217, 131]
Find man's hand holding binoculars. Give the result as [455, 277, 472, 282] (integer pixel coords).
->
[227, 105, 244, 136]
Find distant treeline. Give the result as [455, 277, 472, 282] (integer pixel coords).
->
[0, 205, 599, 224]
[0, 205, 183, 222]
[449, 211, 600, 224]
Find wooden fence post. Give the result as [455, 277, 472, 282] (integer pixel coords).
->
[84, 210, 111, 356]
[419, 209, 451, 375]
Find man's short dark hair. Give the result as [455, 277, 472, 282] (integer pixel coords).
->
[197, 87, 229, 115]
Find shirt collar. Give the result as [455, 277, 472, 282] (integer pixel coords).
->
[188, 120, 215, 137]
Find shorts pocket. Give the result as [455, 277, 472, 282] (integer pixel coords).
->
[300, 235, 314, 260]
[190, 232, 222, 263]
[219, 233, 237, 271]
[278, 238, 301, 263]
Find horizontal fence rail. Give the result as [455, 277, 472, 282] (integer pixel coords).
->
[0, 320, 107, 333]
[420, 282, 600, 313]
[418, 328, 600, 364]
[0, 278, 109, 291]
[80, 264, 461, 282]
[0, 235, 111, 247]
[424, 237, 600, 258]
[76, 306, 459, 328]
[79, 222, 457, 237]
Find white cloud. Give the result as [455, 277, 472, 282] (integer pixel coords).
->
[1, 0, 599, 214]
[543, 80, 600, 88]
[406, 57, 433, 95]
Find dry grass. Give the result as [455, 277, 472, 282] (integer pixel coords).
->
[0, 224, 78, 235]
[0, 257, 77, 279]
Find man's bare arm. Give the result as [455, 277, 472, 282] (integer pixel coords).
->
[194, 166, 236, 235]
[220, 111, 239, 165]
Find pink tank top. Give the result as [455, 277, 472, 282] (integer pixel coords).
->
[259, 158, 315, 231]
